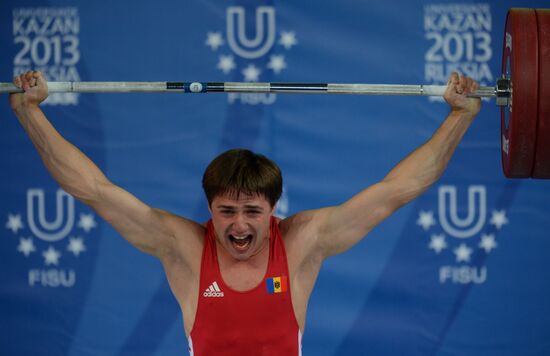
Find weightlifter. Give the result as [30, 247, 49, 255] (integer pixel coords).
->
[9, 70, 480, 355]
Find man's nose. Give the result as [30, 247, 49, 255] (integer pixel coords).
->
[233, 213, 247, 231]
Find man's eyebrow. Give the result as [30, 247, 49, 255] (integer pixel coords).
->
[217, 205, 236, 210]
[244, 205, 263, 210]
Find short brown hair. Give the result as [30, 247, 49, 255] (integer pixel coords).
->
[202, 149, 282, 207]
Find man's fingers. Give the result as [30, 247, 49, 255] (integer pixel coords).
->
[462, 77, 472, 94]
[468, 77, 476, 94]
[13, 71, 44, 91]
[13, 75, 22, 88]
[447, 72, 465, 94]
[455, 74, 464, 94]
[462, 77, 479, 95]
[446, 72, 480, 97]
[24, 71, 34, 82]
[448, 72, 460, 85]
[36, 73, 47, 87]
[451, 73, 479, 95]
[458, 73, 465, 86]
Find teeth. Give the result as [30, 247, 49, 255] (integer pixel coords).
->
[232, 235, 249, 240]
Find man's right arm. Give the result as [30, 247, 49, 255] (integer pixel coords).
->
[10, 71, 191, 259]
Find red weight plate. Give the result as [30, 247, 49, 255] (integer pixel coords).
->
[532, 9, 550, 178]
[501, 9, 539, 178]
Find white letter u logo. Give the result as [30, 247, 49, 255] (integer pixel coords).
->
[27, 189, 75, 242]
[438, 185, 486, 239]
[227, 6, 276, 59]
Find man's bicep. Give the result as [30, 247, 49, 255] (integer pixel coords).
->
[317, 180, 407, 256]
[88, 181, 176, 256]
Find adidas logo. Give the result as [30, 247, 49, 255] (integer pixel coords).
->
[203, 281, 224, 297]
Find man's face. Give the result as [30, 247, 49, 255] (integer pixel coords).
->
[209, 193, 274, 261]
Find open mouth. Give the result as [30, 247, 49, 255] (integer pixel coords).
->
[229, 234, 253, 251]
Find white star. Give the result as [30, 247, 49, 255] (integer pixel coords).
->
[217, 55, 236, 74]
[479, 234, 498, 253]
[267, 55, 287, 74]
[17, 238, 36, 257]
[43, 246, 61, 266]
[78, 213, 97, 233]
[428, 234, 447, 254]
[454, 243, 473, 263]
[205, 32, 224, 50]
[489, 210, 508, 230]
[67, 237, 86, 257]
[417, 210, 436, 231]
[279, 31, 298, 49]
[6, 213, 24, 234]
[242, 64, 261, 82]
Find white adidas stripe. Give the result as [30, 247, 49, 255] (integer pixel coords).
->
[188, 336, 194, 356]
[298, 330, 303, 356]
[212, 281, 221, 292]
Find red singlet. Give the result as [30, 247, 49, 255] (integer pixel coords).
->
[189, 217, 302, 355]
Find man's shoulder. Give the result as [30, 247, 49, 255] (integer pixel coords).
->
[277, 210, 321, 243]
[158, 210, 206, 233]
[278, 210, 326, 275]
[158, 212, 207, 252]
[160, 213, 205, 270]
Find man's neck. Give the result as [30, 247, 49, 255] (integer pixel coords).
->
[216, 237, 270, 291]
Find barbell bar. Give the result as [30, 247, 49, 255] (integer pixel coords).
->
[0, 81, 504, 100]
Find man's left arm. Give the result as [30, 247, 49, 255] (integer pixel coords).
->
[315, 73, 481, 257]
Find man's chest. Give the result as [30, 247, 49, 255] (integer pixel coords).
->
[218, 258, 269, 291]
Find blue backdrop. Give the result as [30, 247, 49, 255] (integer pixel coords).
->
[1, 1, 549, 355]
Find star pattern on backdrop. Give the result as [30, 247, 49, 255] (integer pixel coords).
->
[17, 237, 36, 257]
[417, 207, 508, 263]
[242, 64, 261, 82]
[43, 246, 61, 266]
[67, 237, 87, 257]
[205, 32, 224, 50]
[77, 213, 97, 233]
[417, 210, 436, 231]
[217, 55, 236, 74]
[428, 234, 447, 254]
[205, 28, 298, 81]
[454, 243, 473, 263]
[279, 31, 298, 49]
[267, 55, 287, 74]
[489, 210, 508, 230]
[6, 209, 96, 266]
[479, 234, 497, 253]
[6, 214, 24, 234]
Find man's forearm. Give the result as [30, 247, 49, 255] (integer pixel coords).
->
[383, 109, 476, 203]
[14, 104, 108, 204]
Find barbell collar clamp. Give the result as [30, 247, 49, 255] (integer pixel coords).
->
[496, 78, 512, 107]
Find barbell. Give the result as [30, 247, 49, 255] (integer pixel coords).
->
[1, 8, 549, 179]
